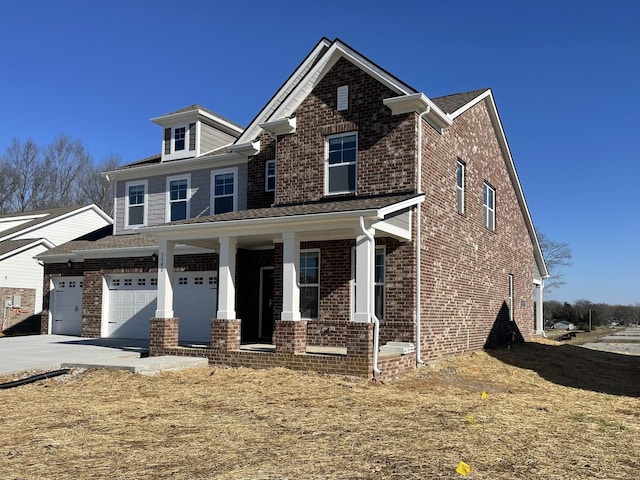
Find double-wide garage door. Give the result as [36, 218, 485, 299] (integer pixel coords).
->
[106, 272, 217, 342]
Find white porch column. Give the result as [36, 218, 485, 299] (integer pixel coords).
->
[217, 236, 237, 320]
[155, 239, 175, 318]
[281, 231, 301, 321]
[354, 221, 374, 323]
[534, 281, 545, 334]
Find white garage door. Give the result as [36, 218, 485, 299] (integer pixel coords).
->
[51, 277, 83, 335]
[106, 272, 217, 342]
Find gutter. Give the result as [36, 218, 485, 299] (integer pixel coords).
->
[414, 108, 430, 366]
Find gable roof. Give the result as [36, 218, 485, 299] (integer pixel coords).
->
[431, 89, 490, 114]
[237, 37, 421, 144]
[0, 205, 112, 242]
[0, 238, 54, 260]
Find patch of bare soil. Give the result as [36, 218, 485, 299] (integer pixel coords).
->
[1, 343, 638, 479]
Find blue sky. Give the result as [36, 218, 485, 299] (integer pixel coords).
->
[1, 1, 638, 305]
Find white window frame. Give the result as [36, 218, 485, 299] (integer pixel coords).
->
[166, 174, 191, 222]
[508, 274, 514, 322]
[351, 246, 385, 320]
[483, 182, 495, 231]
[325, 132, 357, 195]
[265, 159, 276, 192]
[456, 160, 465, 214]
[173, 125, 187, 152]
[211, 167, 238, 215]
[299, 249, 320, 319]
[124, 180, 148, 229]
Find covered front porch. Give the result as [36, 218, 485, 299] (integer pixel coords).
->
[143, 194, 423, 378]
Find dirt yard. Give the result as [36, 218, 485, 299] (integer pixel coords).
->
[1, 339, 638, 479]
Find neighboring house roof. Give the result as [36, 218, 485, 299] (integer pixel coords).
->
[0, 205, 113, 242]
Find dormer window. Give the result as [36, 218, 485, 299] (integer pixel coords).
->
[163, 124, 196, 159]
[174, 127, 186, 151]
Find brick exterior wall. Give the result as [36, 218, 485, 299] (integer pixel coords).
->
[275, 57, 416, 205]
[418, 98, 535, 359]
[246, 132, 276, 209]
[0, 287, 36, 333]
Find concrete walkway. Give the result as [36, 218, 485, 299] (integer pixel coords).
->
[581, 326, 640, 356]
[0, 334, 208, 375]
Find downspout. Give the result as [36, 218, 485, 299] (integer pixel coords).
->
[359, 216, 381, 376]
[415, 107, 429, 366]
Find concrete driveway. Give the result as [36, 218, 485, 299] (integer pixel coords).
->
[581, 326, 640, 355]
[0, 335, 209, 375]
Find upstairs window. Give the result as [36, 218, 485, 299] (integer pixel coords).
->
[163, 123, 196, 156]
[265, 159, 276, 192]
[326, 132, 357, 194]
[174, 127, 186, 151]
[125, 180, 147, 228]
[483, 182, 495, 231]
[211, 168, 237, 214]
[167, 175, 190, 221]
[456, 160, 465, 214]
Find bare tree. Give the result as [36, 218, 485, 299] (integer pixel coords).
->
[0, 159, 16, 213]
[538, 232, 573, 292]
[79, 154, 122, 216]
[2, 138, 47, 211]
[40, 134, 92, 208]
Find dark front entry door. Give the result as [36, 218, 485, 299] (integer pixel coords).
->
[259, 267, 275, 340]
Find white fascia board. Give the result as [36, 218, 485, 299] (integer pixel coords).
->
[267, 42, 418, 126]
[239, 39, 417, 144]
[449, 89, 493, 119]
[482, 92, 549, 278]
[383, 94, 452, 130]
[236, 38, 333, 145]
[259, 117, 297, 135]
[228, 140, 261, 156]
[0, 238, 54, 261]
[377, 194, 424, 217]
[146, 208, 382, 241]
[104, 151, 246, 181]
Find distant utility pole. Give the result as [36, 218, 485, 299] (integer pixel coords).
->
[589, 309, 592, 332]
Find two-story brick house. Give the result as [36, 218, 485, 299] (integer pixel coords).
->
[39, 38, 548, 379]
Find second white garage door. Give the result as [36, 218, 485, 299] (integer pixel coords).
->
[106, 272, 217, 342]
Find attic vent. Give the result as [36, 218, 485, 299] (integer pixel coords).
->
[337, 85, 348, 111]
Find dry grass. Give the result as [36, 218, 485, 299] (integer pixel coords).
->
[1, 341, 638, 479]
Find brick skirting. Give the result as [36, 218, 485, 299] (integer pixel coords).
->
[148, 316, 412, 380]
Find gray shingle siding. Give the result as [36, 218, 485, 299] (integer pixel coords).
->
[114, 163, 248, 233]
[200, 122, 237, 153]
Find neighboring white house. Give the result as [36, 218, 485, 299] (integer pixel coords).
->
[553, 321, 576, 331]
[0, 205, 112, 333]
